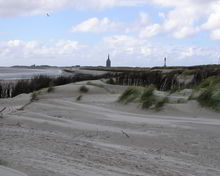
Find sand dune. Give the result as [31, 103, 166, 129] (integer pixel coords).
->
[0, 166, 27, 176]
[0, 80, 220, 176]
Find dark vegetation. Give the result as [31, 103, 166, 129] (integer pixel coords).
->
[106, 78, 115, 84]
[0, 159, 8, 166]
[112, 67, 220, 91]
[76, 95, 82, 101]
[82, 64, 220, 72]
[79, 86, 89, 93]
[0, 73, 110, 98]
[116, 65, 220, 111]
[118, 87, 143, 104]
[47, 81, 55, 93]
[118, 86, 168, 111]
[31, 91, 40, 102]
[1, 65, 219, 111]
[195, 76, 220, 111]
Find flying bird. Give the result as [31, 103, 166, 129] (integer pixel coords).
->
[46, 13, 50, 17]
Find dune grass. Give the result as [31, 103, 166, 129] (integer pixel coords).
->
[141, 86, 156, 109]
[31, 91, 41, 102]
[154, 97, 169, 111]
[197, 89, 220, 111]
[0, 159, 8, 166]
[76, 95, 82, 101]
[106, 78, 115, 85]
[197, 76, 220, 111]
[118, 87, 143, 104]
[118, 85, 168, 111]
[190, 76, 220, 111]
[47, 81, 55, 93]
[198, 76, 220, 89]
[79, 85, 89, 93]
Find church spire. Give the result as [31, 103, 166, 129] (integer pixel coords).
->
[106, 54, 111, 67]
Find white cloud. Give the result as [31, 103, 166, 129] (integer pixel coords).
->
[125, 12, 163, 38]
[139, 24, 162, 38]
[0, 0, 148, 17]
[2, 0, 220, 41]
[202, 2, 220, 30]
[7, 40, 25, 47]
[104, 35, 140, 54]
[210, 29, 220, 40]
[138, 12, 150, 25]
[0, 38, 219, 66]
[125, 12, 150, 33]
[173, 27, 200, 39]
[149, 0, 219, 39]
[158, 12, 165, 19]
[151, 0, 217, 8]
[163, 7, 199, 31]
[0, 40, 86, 65]
[102, 35, 219, 66]
[71, 17, 121, 33]
[181, 47, 194, 57]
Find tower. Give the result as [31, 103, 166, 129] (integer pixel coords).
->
[164, 57, 167, 67]
[106, 54, 111, 67]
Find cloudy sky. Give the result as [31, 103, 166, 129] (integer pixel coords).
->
[0, 0, 220, 67]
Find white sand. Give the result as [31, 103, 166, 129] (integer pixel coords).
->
[0, 80, 220, 176]
[0, 166, 27, 176]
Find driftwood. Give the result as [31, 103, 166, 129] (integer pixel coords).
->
[121, 130, 130, 138]
[0, 107, 6, 118]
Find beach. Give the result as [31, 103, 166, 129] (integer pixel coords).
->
[0, 80, 220, 176]
[0, 67, 62, 81]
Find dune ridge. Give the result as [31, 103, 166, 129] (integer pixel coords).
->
[0, 80, 220, 176]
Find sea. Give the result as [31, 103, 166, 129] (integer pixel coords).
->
[0, 67, 62, 81]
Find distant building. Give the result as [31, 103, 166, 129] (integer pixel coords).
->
[106, 54, 111, 67]
[164, 57, 167, 67]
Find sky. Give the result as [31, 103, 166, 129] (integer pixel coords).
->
[0, 0, 220, 67]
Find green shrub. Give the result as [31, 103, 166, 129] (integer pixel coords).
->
[0, 159, 8, 166]
[142, 96, 155, 109]
[181, 69, 195, 75]
[195, 76, 220, 111]
[154, 97, 169, 111]
[76, 95, 82, 101]
[79, 86, 89, 93]
[198, 88, 220, 111]
[31, 91, 40, 102]
[140, 86, 156, 109]
[106, 78, 115, 85]
[118, 87, 142, 104]
[199, 76, 220, 89]
[169, 87, 180, 94]
[118, 85, 168, 111]
[140, 85, 155, 101]
[47, 81, 55, 93]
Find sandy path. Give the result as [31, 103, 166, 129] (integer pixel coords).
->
[0, 81, 220, 176]
[0, 166, 27, 176]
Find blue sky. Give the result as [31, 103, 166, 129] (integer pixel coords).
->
[0, 0, 220, 67]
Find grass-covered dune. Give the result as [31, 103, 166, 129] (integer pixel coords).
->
[117, 75, 220, 112]
[190, 76, 220, 111]
[0, 73, 110, 99]
[118, 86, 168, 111]
[112, 65, 220, 91]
